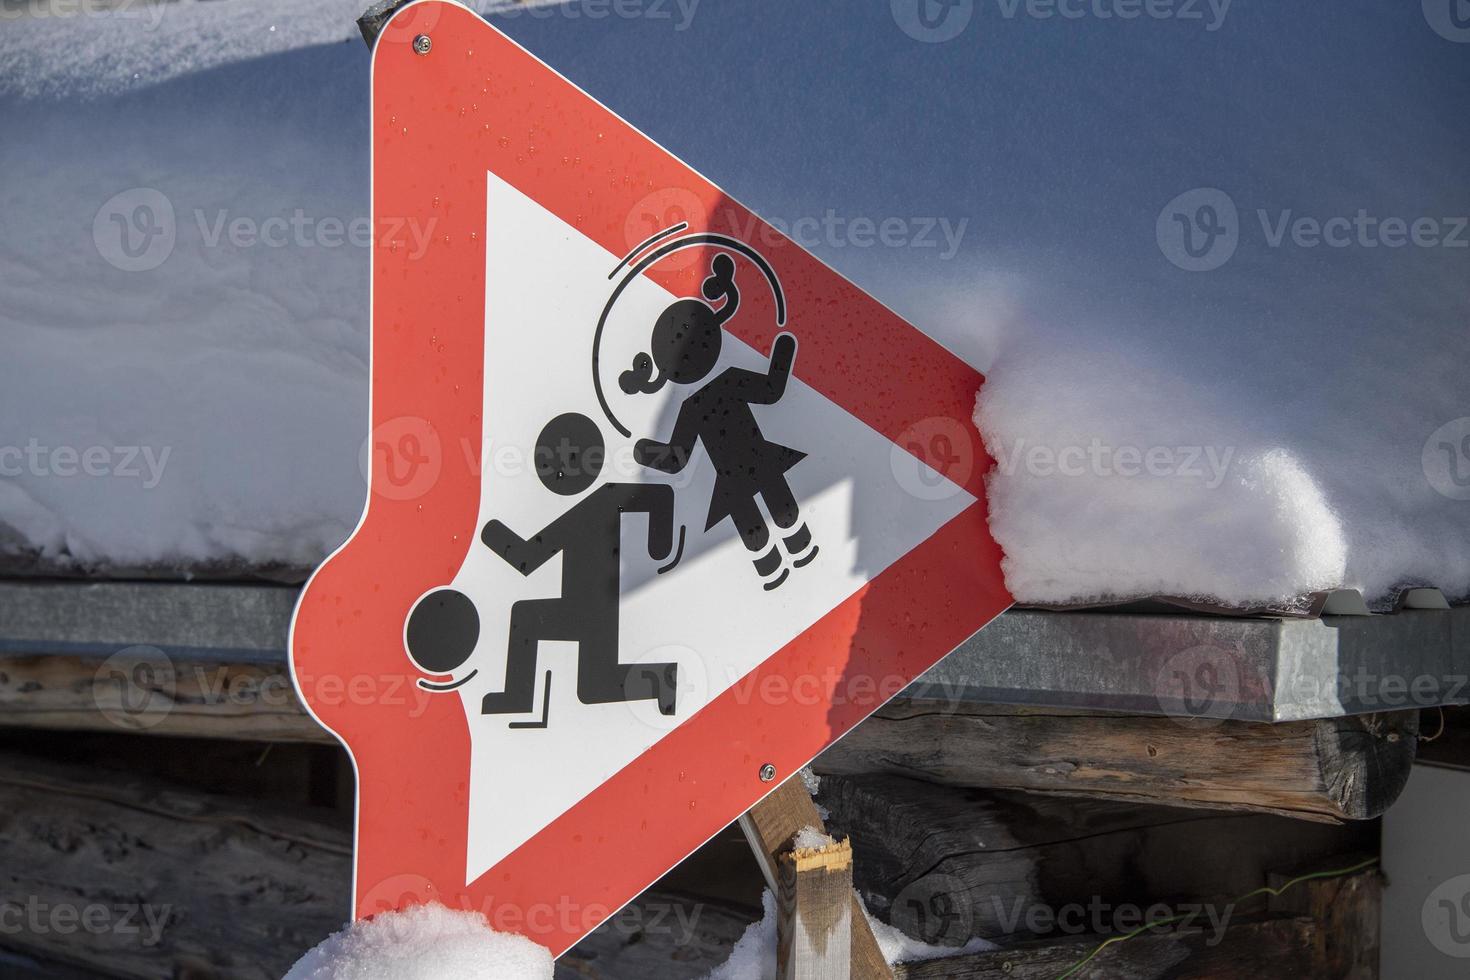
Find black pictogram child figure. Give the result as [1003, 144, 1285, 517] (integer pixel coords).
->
[481, 412, 680, 718]
[403, 412, 679, 723]
[620, 253, 816, 591]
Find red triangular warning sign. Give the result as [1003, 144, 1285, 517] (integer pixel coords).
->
[291, 0, 1011, 956]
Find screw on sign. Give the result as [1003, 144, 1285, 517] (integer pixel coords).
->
[290, 0, 1012, 958]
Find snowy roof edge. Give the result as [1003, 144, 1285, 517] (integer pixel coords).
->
[0, 580, 1465, 722]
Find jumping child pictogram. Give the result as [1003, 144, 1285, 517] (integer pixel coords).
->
[404, 412, 680, 726]
[621, 253, 817, 591]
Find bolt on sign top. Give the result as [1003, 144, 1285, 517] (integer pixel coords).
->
[291, 0, 1011, 957]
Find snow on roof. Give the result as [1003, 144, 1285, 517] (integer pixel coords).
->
[1, 0, 1466, 608]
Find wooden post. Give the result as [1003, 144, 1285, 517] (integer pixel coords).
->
[740, 776, 894, 980]
[1267, 858, 1381, 979]
[778, 838, 854, 979]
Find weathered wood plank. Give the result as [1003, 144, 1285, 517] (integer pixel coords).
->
[0, 743, 761, 980]
[740, 777, 893, 980]
[5, 652, 1417, 828]
[5, 651, 1417, 827]
[818, 773, 1373, 948]
[0, 738, 1384, 979]
[3, 649, 1418, 825]
[895, 916, 1319, 979]
[777, 839, 853, 980]
[895, 866, 1381, 979]
[0, 729, 350, 814]
[0, 749, 350, 979]
[815, 701, 1417, 821]
[0, 651, 333, 743]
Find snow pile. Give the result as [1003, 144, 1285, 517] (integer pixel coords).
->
[283, 904, 553, 980]
[864, 910, 995, 967]
[702, 891, 778, 980]
[797, 767, 821, 796]
[798, 767, 828, 820]
[973, 329, 1469, 611]
[791, 826, 832, 850]
[700, 889, 993, 980]
[972, 344, 1353, 610]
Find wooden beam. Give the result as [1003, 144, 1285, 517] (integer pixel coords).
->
[817, 773, 1372, 947]
[2, 648, 1417, 824]
[815, 700, 1418, 822]
[895, 916, 1320, 979]
[777, 839, 854, 980]
[894, 865, 1381, 979]
[3, 644, 1418, 825]
[740, 777, 893, 980]
[0, 749, 350, 978]
[0, 743, 761, 980]
[0, 736, 1384, 979]
[0, 651, 333, 744]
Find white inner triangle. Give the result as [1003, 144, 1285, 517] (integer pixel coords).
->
[447, 172, 975, 883]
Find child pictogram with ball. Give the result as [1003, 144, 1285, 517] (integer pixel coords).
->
[405, 412, 680, 725]
[621, 252, 817, 591]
